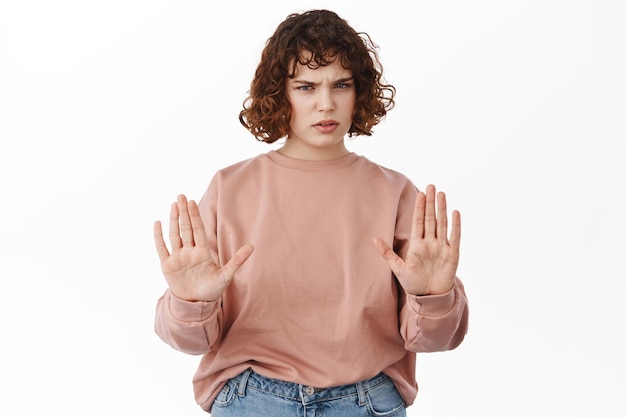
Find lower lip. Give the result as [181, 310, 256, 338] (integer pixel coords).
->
[314, 124, 338, 134]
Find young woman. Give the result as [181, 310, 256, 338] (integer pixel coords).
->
[154, 9, 469, 416]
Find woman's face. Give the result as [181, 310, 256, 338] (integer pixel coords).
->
[280, 57, 356, 161]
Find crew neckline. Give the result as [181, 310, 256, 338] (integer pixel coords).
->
[265, 150, 359, 171]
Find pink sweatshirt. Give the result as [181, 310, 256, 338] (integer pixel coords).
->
[155, 151, 469, 412]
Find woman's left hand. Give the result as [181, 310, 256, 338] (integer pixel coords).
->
[373, 184, 461, 296]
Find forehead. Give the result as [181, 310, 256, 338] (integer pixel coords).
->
[291, 58, 352, 80]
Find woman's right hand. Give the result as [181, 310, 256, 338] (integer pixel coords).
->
[153, 194, 254, 302]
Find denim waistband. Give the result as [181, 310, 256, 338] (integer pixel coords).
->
[232, 368, 391, 405]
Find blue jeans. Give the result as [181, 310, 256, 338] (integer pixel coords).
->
[210, 368, 407, 416]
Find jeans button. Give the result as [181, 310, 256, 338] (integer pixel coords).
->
[305, 386, 315, 396]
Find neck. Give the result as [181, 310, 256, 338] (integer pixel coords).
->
[277, 141, 349, 161]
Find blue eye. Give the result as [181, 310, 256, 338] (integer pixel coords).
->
[297, 85, 313, 91]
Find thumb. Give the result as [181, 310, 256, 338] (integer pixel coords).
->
[219, 244, 255, 285]
[372, 237, 405, 274]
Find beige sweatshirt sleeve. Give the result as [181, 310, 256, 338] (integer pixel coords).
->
[399, 277, 469, 352]
[154, 290, 224, 355]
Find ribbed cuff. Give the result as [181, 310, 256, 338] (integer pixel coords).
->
[168, 291, 221, 322]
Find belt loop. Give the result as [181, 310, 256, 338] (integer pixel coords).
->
[237, 368, 253, 397]
[356, 379, 366, 406]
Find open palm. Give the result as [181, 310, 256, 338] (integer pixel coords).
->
[154, 195, 254, 302]
[373, 184, 461, 296]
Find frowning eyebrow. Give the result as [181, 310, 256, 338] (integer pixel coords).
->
[291, 77, 354, 86]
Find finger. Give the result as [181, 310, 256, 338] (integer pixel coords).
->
[423, 184, 437, 238]
[168, 201, 182, 250]
[188, 199, 209, 247]
[177, 194, 194, 246]
[372, 237, 405, 275]
[153, 220, 171, 262]
[449, 210, 461, 254]
[436, 191, 449, 242]
[219, 244, 255, 284]
[410, 191, 426, 241]
[188, 200, 209, 246]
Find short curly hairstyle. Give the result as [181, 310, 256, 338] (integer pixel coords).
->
[239, 9, 396, 143]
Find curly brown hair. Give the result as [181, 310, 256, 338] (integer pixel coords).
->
[239, 9, 396, 143]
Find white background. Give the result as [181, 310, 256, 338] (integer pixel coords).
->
[1, 0, 624, 416]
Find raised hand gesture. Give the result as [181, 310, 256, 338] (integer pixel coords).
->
[153, 194, 254, 302]
[373, 184, 461, 296]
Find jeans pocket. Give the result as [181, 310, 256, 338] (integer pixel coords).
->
[365, 376, 406, 416]
[212, 379, 237, 408]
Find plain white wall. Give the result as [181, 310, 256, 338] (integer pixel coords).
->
[1, 1, 624, 416]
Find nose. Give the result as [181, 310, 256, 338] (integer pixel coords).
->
[316, 88, 335, 112]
